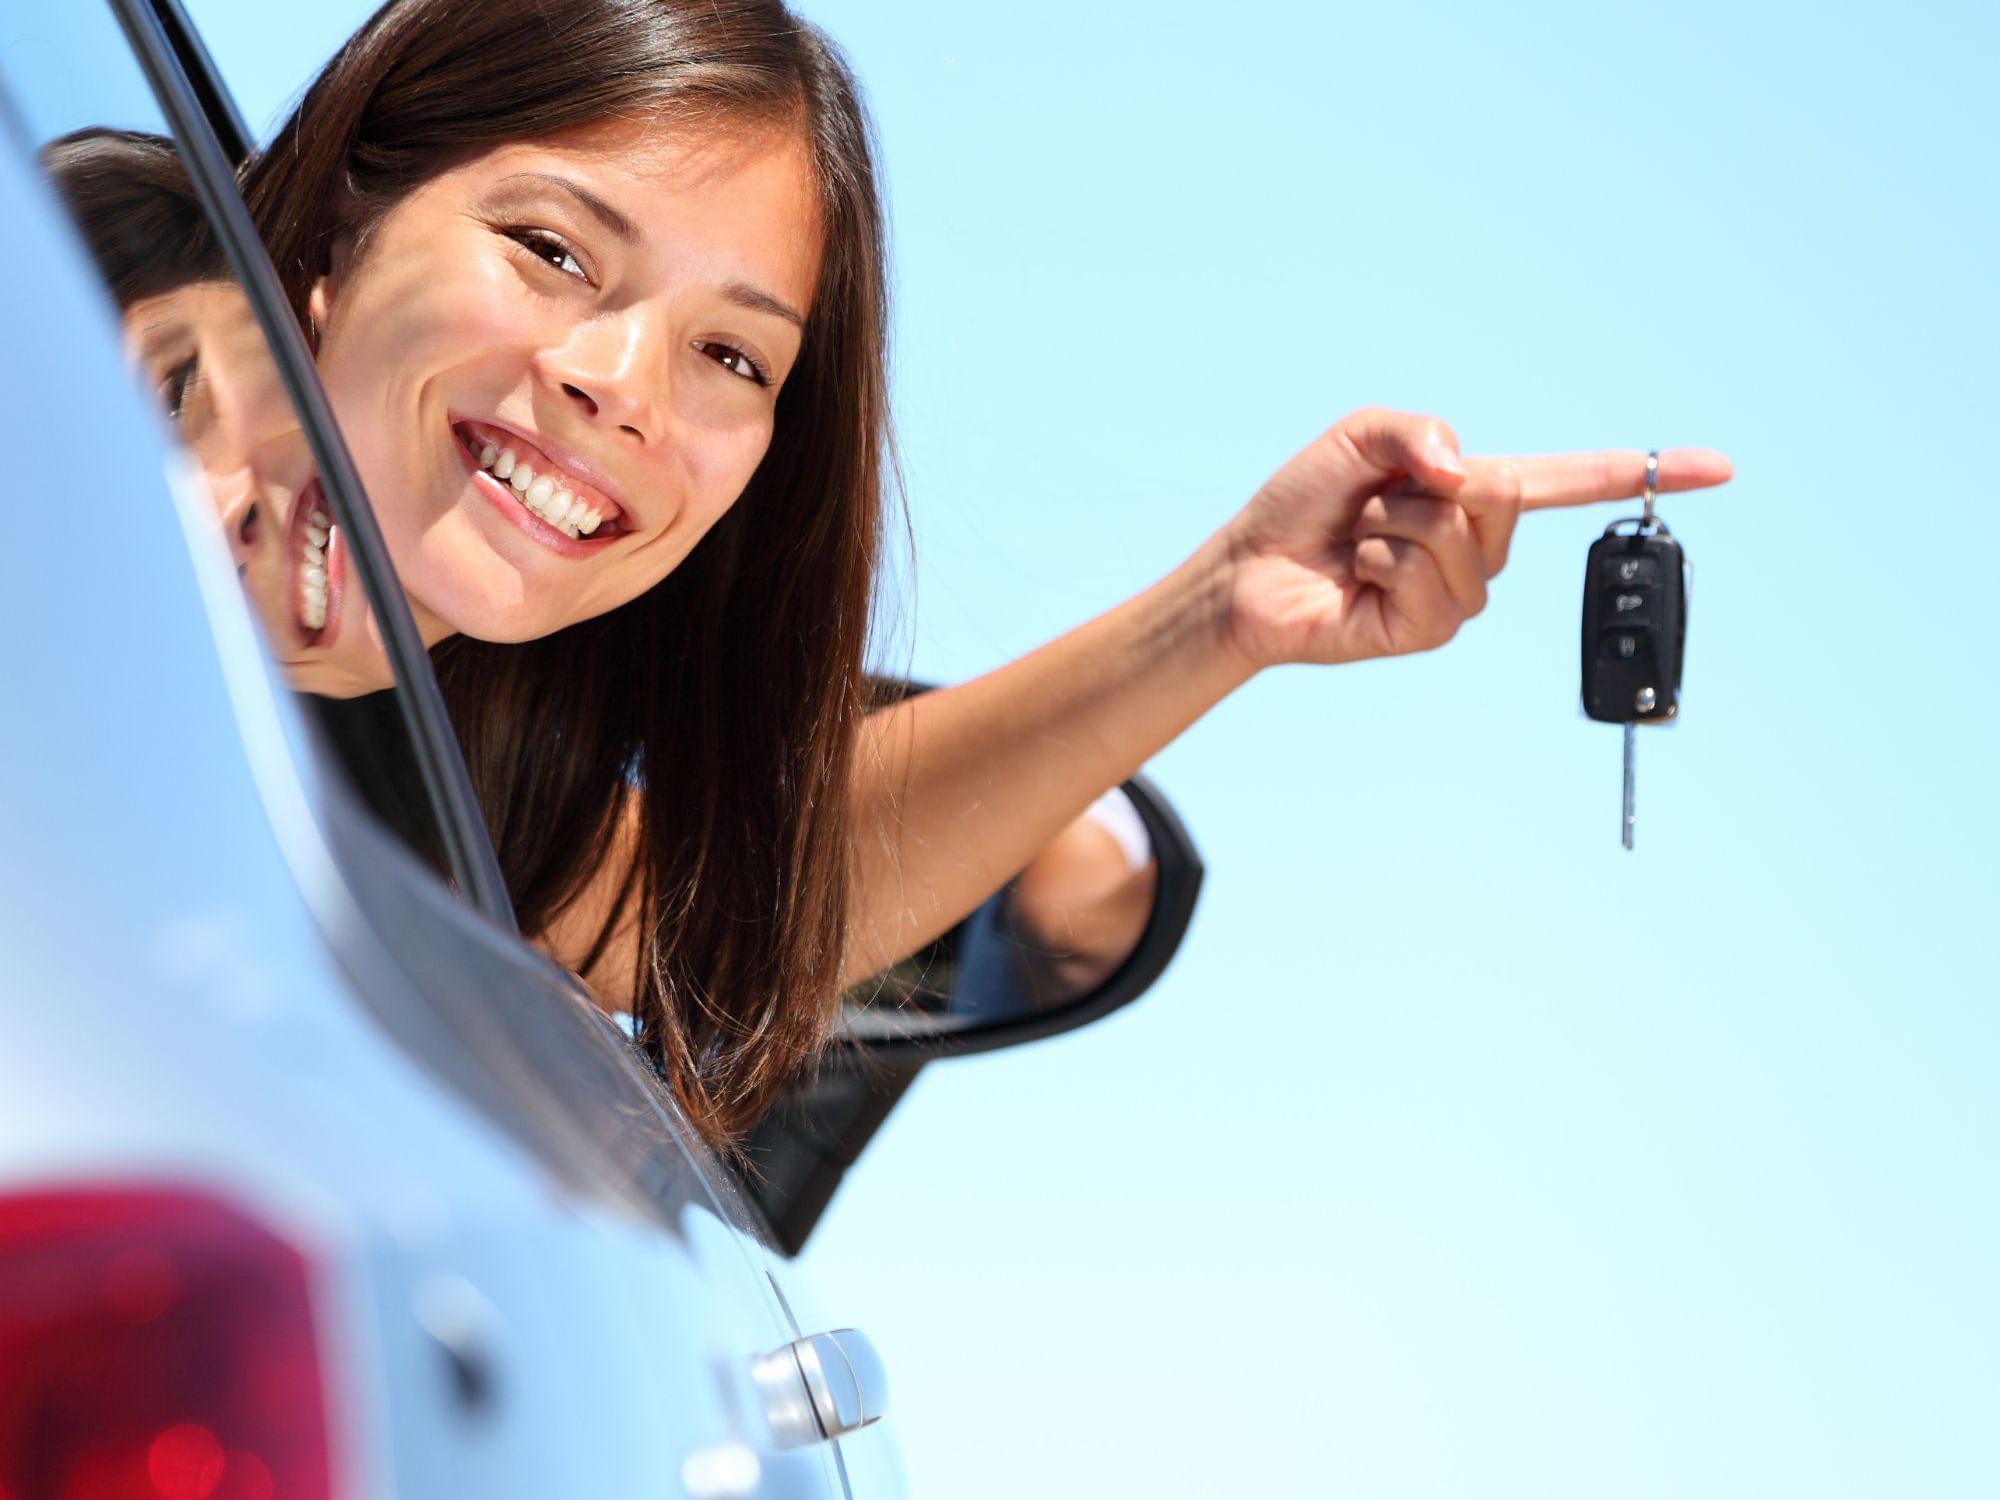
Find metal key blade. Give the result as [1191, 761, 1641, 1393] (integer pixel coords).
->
[1621, 722, 1636, 850]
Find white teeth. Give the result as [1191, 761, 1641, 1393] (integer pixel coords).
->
[523, 484, 579, 537]
[310, 506, 330, 528]
[299, 524, 329, 632]
[468, 427, 610, 540]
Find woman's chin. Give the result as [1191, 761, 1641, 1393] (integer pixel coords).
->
[278, 617, 397, 697]
[414, 587, 553, 647]
[397, 517, 578, 645]
[282, 661, 391, 699]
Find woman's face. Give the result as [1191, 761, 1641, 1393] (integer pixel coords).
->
[126, 279, 389, 698]
[308, 118, 822, 650]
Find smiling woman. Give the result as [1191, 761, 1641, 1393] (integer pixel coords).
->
[235, 0, 891, 1144]
[299, 125, 823, 647]
[52, 0, 1731, 1156]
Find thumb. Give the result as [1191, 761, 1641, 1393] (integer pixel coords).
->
[1336, 407, 1468, 492]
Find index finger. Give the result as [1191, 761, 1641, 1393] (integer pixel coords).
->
[1501, 448, 1735, 512]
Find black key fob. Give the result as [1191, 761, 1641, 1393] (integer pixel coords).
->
[1582, 519, 1688, 724]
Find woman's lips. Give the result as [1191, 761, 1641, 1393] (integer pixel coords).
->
[450, 417, 630, 559]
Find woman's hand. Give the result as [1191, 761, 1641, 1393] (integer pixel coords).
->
[1216, 407, 1734, 671]
[845, 407, 1732, 986]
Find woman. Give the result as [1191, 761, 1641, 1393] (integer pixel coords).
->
[57, 0, 1731, 1148]
[46, 128, 390, 697]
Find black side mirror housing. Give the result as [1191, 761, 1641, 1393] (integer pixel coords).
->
[740, 768, 1203, 1255]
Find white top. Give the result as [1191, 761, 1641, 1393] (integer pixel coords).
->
[1082, 788, 1153, 873]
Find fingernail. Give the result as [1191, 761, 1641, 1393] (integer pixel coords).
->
[1429, 440, 1464, 477]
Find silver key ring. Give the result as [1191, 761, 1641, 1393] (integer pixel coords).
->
[1642, 449, 1659, 526]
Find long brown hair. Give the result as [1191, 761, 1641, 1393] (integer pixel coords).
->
[40, 128, 218, 307]
[243, 0, 891, 1147]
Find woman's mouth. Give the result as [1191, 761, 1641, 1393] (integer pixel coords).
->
[451, 417, 629, 551]
[288, 479, 343, 647]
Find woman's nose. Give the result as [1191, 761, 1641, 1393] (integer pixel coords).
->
[539, 311, 669, 443]
[206, 473, 262, 564]
[559, 381, 643, 439]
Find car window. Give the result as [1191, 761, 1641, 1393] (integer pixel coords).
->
[0, 2, 786, 1255]
[1, 2, 470, 897]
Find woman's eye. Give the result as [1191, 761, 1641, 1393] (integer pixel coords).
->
[506, 227, 589, 282]
[157, 354, 199, 420]
[695, 340, 770, 387]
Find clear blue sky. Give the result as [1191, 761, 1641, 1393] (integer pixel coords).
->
[160, 1, 2000, 1492]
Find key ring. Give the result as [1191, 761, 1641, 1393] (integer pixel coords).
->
[1608, 449, 1669, 539]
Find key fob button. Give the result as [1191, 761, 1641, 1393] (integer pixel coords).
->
[1604, 553, 1662, 587]
[1605, 586, 1656, 623]
[1599, 627, 1651, 661]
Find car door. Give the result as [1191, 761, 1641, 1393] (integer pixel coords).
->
[1, 4, 882, 1494]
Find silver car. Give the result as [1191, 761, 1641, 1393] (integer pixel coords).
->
[0, 3, 1202, 1495]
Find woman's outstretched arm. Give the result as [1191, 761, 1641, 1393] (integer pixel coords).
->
[840, 407, 1732, 986]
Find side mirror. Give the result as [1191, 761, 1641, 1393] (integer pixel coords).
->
[834, 773, 1202, 1060]
[740, 770, 1203, 1255]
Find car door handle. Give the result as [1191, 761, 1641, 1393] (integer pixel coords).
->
[751, 1328, 889, 1447]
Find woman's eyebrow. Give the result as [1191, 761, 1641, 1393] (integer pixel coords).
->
[494, 171, 636, 241]
[725, 282, 805, 329]
[130, 317, 191, 360]
[491, 173, 804, 327]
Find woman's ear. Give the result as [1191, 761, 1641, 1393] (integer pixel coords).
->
[306, 228, 358, 344]
[306, 276, 330, 345]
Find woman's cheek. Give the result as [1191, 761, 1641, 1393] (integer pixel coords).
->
[669, 428, 765, 546]
[447, 254, 541, 348]
[334, 233, 510, 382]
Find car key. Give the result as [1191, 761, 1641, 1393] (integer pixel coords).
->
[1581, 451, 1689, 850]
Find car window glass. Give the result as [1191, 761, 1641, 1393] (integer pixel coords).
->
[0, 4, 797, 1262]
[1, 2, 460, 892]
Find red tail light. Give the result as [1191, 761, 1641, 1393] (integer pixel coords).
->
[0, 1188, 333, 1500]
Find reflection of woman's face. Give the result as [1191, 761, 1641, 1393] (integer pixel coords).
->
[309, 119, 821, 649]
[125, 280, 388, 697]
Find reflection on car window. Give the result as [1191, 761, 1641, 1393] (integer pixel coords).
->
[4, 9, 455, 889]
[0, 5, 761, 1238]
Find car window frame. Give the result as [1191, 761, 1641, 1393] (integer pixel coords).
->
[149, 0, 251, 165]
[108, 0, 517, 931]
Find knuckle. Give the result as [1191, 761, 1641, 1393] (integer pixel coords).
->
[1354, 535, 1396, 575]
[1419, 613, 1458, 651]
